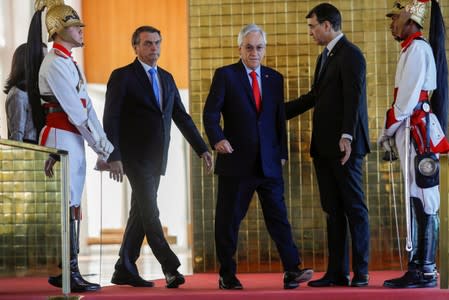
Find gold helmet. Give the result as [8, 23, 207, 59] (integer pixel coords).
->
[35, 0, 85, 42]
[386, 0, 430, 28]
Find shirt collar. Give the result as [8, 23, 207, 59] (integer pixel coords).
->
[138, 59, 158, 73]
[326, 32, 344, 53]
[242, 62, 261, 77]
[401, 31, 423, 51]
[53, 43, 72, 58]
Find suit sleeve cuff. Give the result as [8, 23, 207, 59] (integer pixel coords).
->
[341, 133, 353, 142]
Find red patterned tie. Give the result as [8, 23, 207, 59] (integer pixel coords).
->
[250, 71, 261, 113]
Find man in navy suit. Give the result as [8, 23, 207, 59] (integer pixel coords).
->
[103, 25, 213, 289]
[285, 3, 370, 287]
[203, 24, 313, 290]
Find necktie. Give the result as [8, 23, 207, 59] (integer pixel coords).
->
[148, 68, 160, 108]
[318, 47, 329, 77]
[250, 71, 261, 113]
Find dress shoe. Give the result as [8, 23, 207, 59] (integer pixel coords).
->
[283, 268, 314, 289]
[219, 275, 243, 290]
[307, 274, 350, 287]
[383, 270, 437, 288]
[164, 270, 185, 288]
[111, 270, 154, 287]
[351, 274, 369, 287]
[48, 272, 101, 292]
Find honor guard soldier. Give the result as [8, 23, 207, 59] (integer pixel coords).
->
[379, 0, 449, 288]
[26, 0, 113, 292]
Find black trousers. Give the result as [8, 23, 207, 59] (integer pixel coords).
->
[313, 155, 370, 277]
[115, 159, 180, 275]
[215, 175, 300, 277]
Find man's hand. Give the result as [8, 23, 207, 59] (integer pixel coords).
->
[339, 137, 352, 165]
[281, 159, 286, 166]
[214, 139, 234, 154]
[109, 160, 124, 182]
[201, 151, 214, 174]
[95, 158, 111, 171]
[44, 156, 57, 178]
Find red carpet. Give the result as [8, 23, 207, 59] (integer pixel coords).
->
[1, 271, 449, 300]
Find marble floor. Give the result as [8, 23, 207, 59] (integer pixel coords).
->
[78, 244, 192, 286]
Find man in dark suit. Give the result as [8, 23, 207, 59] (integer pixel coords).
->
[203, 24, 313, 290]
[103, 25, 213, 289]
[284, 3, 370, 287]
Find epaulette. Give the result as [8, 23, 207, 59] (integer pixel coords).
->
[54, 48, 69, 59]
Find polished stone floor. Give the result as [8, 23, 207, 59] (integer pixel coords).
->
[78, 245, 192, 286]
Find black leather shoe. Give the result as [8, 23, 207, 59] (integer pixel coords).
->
[308, 274, 350, 287]
[351, 274, 369, 287]
[165, 270, 185, 288]
[283, 268, 314, 289]
[111, 270, 154, 287]
[383, 270, 436, 288]
[219, 275, 243, 290]
[48, 272, 101, 292]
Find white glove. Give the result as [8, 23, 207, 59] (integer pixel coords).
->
[378, 135, 395, 153]
[382, 139, 392, 152]
[92, 136, 114, 159]
[77, 118, 114, 159]
[99, 136, 114, 156]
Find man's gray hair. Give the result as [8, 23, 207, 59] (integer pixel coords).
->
[237, 24, 267, 46]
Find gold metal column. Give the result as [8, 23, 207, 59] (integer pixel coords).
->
[59, 151, 71, 296]
[440, 154, 448, 289]
[0, 139, 72, 295]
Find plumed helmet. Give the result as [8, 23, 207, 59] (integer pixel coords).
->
[386, 0, 430, 28]
[42, 1, 85, 42]
[35, 0, 64, 11]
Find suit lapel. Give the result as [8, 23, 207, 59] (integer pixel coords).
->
[260, 66, 271, 115]
[315, 36, 347, 84]
[237, 62, 255, 104]
[237, 61, 259, 112]
[157, 69, 168, 111]
[132, 58, 161, 110]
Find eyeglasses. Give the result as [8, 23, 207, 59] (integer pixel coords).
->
[243, 45, 265, 53]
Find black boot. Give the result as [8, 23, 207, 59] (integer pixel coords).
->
[383, 270, 425, 288]
[409, 198, 423, 271]
[48, 209, 101, 292]
[48, 258, 101, 292]
[419, 212, 438, 288]
[384, 198, 423, 288]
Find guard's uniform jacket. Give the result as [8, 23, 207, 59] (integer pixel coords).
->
[38, 43, 112, 207]
[381, 32, 449, 214]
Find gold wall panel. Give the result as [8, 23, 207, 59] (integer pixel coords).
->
[189, 0, 449, 273]
[0, 143, 62, 277]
